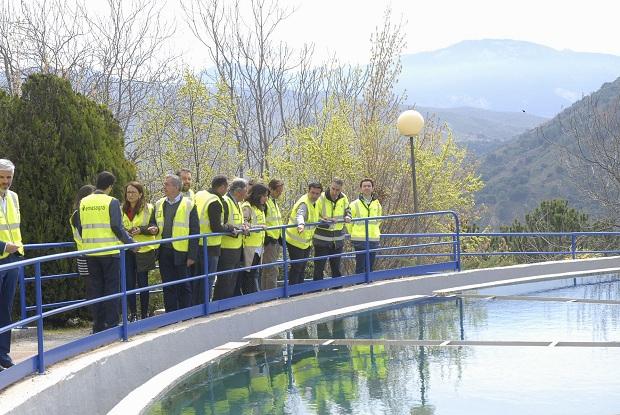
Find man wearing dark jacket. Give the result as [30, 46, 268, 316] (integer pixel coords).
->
[76, 171, 135, 333]
[192, 175, 237, 305]
[154, 174, 199, 312]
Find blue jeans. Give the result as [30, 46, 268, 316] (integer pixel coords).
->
[352, 241, 379, 274]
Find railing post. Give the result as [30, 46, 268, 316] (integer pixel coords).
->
[34, 262, 45, 374]
[364, 219, 371, 283]
[120, 248, 128, 342]
[203, 235, 210, 316]
[281, 227, 289, 298]
[571, 234, 576, 260]
[18, 265, 27, 325]
[454, 213, 461, 272]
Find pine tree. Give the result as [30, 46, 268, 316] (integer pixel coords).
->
[0, 74, 136, 320]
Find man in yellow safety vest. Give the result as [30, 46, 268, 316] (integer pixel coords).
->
[312, 178, 351, 280]
[0, 159, 24, 369]
[347, 178, 383, 274]
[285, 182, 323, 284]
[77, 171, 135, 333]
[154, 174, 199, 312]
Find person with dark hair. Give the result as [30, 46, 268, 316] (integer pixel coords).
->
[347, 178, 383, 274]
[285, 182, 323, 284]
[192, 175, 234, 305]
[75, 171, 134, 333]
[154, 174, 199, 312]
[262, 179, 284, 290]
[313, 178, 351, 280]
[212, 178, 248, 300]
[176, 168, 195, 202]
[0, 159, 23, 369]
[122, 181, 158, 320]
[70, 184, 96, 283]
[240, 183, 268, 294]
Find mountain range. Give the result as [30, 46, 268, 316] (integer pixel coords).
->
[399, 39, 620, 117]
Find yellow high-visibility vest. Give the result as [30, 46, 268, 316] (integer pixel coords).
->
[194, 190, 223, 246]
[347, 198, 382, 242]
[69, 210, 83, 251]
[313, 192, 350, 243]
[285, 194, 320, 250]
[220, 194, 243, 249]
[265, 197, 283, 239]
[122, 203, 158, 253]
[241, 201, 266, 248]
[0, 190, 24, 259]
[79, 193, 122, 256]
[154, 196, 193, 252]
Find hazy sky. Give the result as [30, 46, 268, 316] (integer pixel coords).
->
[168, 0, 620, 68]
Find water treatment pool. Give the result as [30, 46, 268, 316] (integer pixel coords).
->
[147, 274, 620, 414]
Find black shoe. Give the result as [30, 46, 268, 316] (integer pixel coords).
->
[0, 354, 14, 368]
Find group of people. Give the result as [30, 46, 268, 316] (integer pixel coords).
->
[0, 161, 383, 367]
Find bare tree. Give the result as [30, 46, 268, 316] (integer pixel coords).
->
[183, 0, 323, 175]
[553, 89, 620, 224]
[84, 0, 178, 145]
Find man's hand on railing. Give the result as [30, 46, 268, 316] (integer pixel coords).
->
[4, 242, 20, 254]
[297, 223, 305, 233]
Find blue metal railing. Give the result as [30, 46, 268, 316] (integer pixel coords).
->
[0, 210, 459, 390]
[4, 209, 620, 391]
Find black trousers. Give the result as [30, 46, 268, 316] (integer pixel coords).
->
[287, 244, 311, 285]
[86, 255, 120, 333]
[212, 247, 242, 300]
[124, 251, 150, 319]
[192, 249, 219, 306]
[240, 252, 261, 294]
[313, 242, 344, 280]
[0, 255, 18, 355]
[158, 247, 191, 312]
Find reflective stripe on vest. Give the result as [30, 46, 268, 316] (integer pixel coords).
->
[285, 194, 320, 250]
[122, 203, 158, 253]
[221, 195, 243, 249]
[79, 193, 122, 256]
[242, 202, 266, 248]
[313, 192, 349, 242]
[265, 197, 283, 239]
[0, 190, 24, 259]
[195, 190, 223, 247]
[348, 199, 382, 242]
[155, 197, 193, 252]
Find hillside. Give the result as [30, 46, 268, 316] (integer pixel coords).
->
[417, 106, 547, 154]
[400, 39, 620, 117]
[477, 77, 620, 227]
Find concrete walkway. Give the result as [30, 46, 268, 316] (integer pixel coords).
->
[10, 327, 91, 363]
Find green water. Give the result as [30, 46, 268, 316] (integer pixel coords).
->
[148, 275, 620, 414]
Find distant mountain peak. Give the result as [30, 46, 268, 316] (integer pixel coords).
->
[398, 39, 620, 117]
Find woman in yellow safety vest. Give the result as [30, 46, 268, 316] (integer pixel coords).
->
[240, 183, 268, 294]
[122, 181, 159, 320]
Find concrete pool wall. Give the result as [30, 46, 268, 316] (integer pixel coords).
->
[2, 256, 619, 415]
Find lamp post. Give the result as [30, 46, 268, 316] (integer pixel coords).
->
[397, 110, 425, 213]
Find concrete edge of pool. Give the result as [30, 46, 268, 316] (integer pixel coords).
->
[2, 256, 619, 415]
